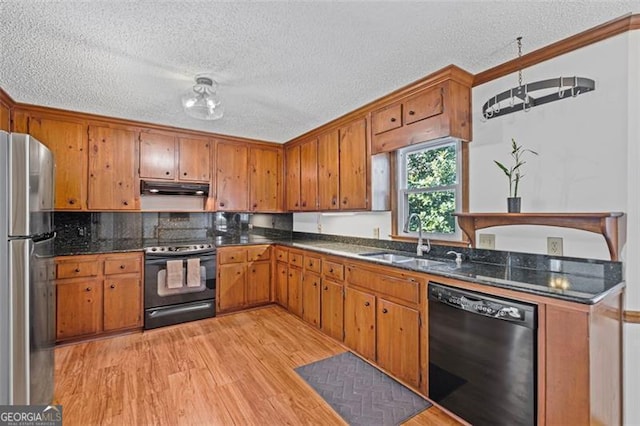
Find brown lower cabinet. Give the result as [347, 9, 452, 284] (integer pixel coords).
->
[320, 278, 344, 341]
[216, 245, 271, 313]
[55, 252, 143, 342]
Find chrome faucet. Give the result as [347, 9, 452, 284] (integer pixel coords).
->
[403, 213, 431, 256]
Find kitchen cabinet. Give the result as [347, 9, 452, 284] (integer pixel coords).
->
[370, 69, 473, 154]
[285, 144, 301, 210]
[216, 245, 271, 313]
[275, 261, 288, 307]
[55, 252, 143, 342]
[345, 261, 422, 388]
[0, 99, 10, 132]
[88, 125, 138, 210]
[249, 145, 282, 212]
[286, 250, 304, 317]
[321, 258, 345, 341]
[27, 115, 88, 210]
[215, 141, 249, 211]
[317, 129, 340, 210]
[338, 118, 368, 210]
[301, 252, 322, 327]
[299, 137, 319, 210]
[139, 132, 211, 182]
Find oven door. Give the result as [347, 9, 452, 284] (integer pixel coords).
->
[144, 252, 216, 309]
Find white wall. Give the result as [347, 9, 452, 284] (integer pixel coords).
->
[293, 211, 392, 240]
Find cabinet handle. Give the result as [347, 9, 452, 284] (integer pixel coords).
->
[313, 282, 317, 287]
[302, 201, 307, 207]
[110, 284, 116, 289]
[85, 287, 91, 292]
[165, 171, 170, 175]
[408, 110, 415, 115]
[364, 301, 370, 307]
[123, 201, 129, 206]
[253, 204, 258, 208]
[120, 264, 126, 269]
[219, 202, 225, 207]
[342, 198, 347, 205]
[183, 172, 187, 176]
[332, 198, 337, 206]
[329, 268, 334, 273]
[382, 308, 388, 314]
[324, 286, 328, 290]
[69, 199, 75, 205]
[390, 117, 396, 122]
[75, 268, 81, 273]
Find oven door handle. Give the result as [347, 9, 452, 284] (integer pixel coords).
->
[147, 302, 214, 318]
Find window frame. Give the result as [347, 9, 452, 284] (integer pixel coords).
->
[395, 137, 465, 242]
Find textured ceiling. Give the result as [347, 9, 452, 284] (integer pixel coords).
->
[1, 1, 639, 143]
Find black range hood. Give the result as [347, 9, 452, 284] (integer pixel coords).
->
[140, 180, 210, 196]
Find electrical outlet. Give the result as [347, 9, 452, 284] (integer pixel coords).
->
[373, 227, 380, 239]
[478, 233, 495, 249]
[547, 237, 563, 256]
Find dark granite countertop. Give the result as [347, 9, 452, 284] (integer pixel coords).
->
[55, 235, 623, 305]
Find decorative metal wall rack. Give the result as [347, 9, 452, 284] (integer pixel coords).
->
[481, 37, 595, 120]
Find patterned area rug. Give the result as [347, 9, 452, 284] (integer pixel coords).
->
[295, 351, 432, 425]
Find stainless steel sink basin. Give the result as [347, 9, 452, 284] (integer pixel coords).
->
[358, 252, 415, 263]
[405, 258, 447, 269]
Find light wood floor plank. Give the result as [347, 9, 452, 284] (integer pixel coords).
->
[54, 305, 460, 425]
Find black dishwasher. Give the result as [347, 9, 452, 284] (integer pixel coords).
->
[428, 282, 537, 426]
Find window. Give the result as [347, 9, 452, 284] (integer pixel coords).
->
[397, 138, 462, 240]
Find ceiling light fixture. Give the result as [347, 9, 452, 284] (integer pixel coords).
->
[481, 37, 595, 121]
[182, 74, 224, 120]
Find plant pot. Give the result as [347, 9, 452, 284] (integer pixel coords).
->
[507, 197, 521, 213]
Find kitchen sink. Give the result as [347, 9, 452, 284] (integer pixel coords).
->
[358, 252, 448, 269]
[358, 252, 415, 263]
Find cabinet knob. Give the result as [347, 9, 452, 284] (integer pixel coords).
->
[165, 171, 170, 175]
[219, 202, 225, 207]
[408, 110, 415, 115]
[390, 117, 396, 122]
[313, 282, 317, 287]
[110, 284, 116, 289]
[123, 201, 129, 206]
[364, 301, 370, 307]
[324, 286, 328, 290]
[332, 198, 337, 206]
[120, 264, 126, 269]
[342, 198, 347, 205]
[302, 201, 307, 207]
[382, 308, 388, 314]
[329, 268, 334, 273]
[75, 268, 81, 273]
[69, 199, 75, 205]
[183, 172, 187, 176]
[253, 204, 257, 208]
[85, 287, 91, 292]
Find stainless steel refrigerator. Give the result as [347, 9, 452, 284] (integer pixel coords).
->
[0, 131, 56, 405]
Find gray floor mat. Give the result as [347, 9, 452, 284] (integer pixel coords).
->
[295, 351, 432, 425]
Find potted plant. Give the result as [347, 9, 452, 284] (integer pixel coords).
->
[494, 138, 538, 213]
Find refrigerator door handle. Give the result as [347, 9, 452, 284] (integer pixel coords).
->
[9, 239, 30, 404]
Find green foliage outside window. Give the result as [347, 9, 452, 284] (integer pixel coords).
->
[404, 144, 457, 234]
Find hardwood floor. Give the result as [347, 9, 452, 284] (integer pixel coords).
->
[54, 306, 460, 425]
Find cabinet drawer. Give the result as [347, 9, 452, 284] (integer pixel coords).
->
[104, 257, 141, 275]
[57, 260, 99, 279]
[323, 261, 345, 281]
[275, 247, 288, 262]
[247, 245, 271, 262]
[346, 265, 419, 305]
[289, 252, 304, 268]
[403, 86, 443, 125]
[219, 250, 247, 264]
[304, 255, 322, 273]
[372, 103, 402, 135]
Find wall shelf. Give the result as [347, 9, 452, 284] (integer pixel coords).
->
[453, 212, 625, 261]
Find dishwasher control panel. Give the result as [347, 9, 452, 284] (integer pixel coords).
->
[428, 282, 536, 327]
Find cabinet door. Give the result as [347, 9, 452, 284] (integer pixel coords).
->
[344, 287, 376, 361]
[249, 146, 281, 212]
[372, 103, 402, 135]
[302, 271, 321, 327]
[28, 116, 87, 210]
[377, 298, 420, 388]
[287, 267, 303, 317]
[179, 137, 210, 182]
[88, 126, 138, 210]
[299, 138, 318, 210]
[403, 86, 443, 125]
[339, 118, 368, 210]
[317, 129, 340, 210]
[246, 262, 271, 306]
[321, 279, 343, 341]
[216, 142, 249, 211]
[0, 100, 9, 132]
[103, 276, 142, 331]
[56, 279, 102, 340]
[285, 145, 301, 210]
[139, 132, 176, 180]
[218, 263, 246, 312]
[275, 262, 288, 307]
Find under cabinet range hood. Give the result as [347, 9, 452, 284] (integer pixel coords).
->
[140, 180, 210, 196]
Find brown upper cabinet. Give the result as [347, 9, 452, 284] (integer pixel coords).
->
[0, 99, 10, 132]
[338, 118, 368, 210]
[249, 145, 282, 212]
[88, 125, 138, 210]
[139, 131, 211, 182]
[285, 144, 301, 210]
[370, 70, 472, 154]
[299, 137, 319, 210]
[317, 129, 340, 210]
[27, 114, 88, 210]
[215, 141, 249, 211]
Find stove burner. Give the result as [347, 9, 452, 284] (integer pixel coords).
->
[145, 243, 214, 254]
